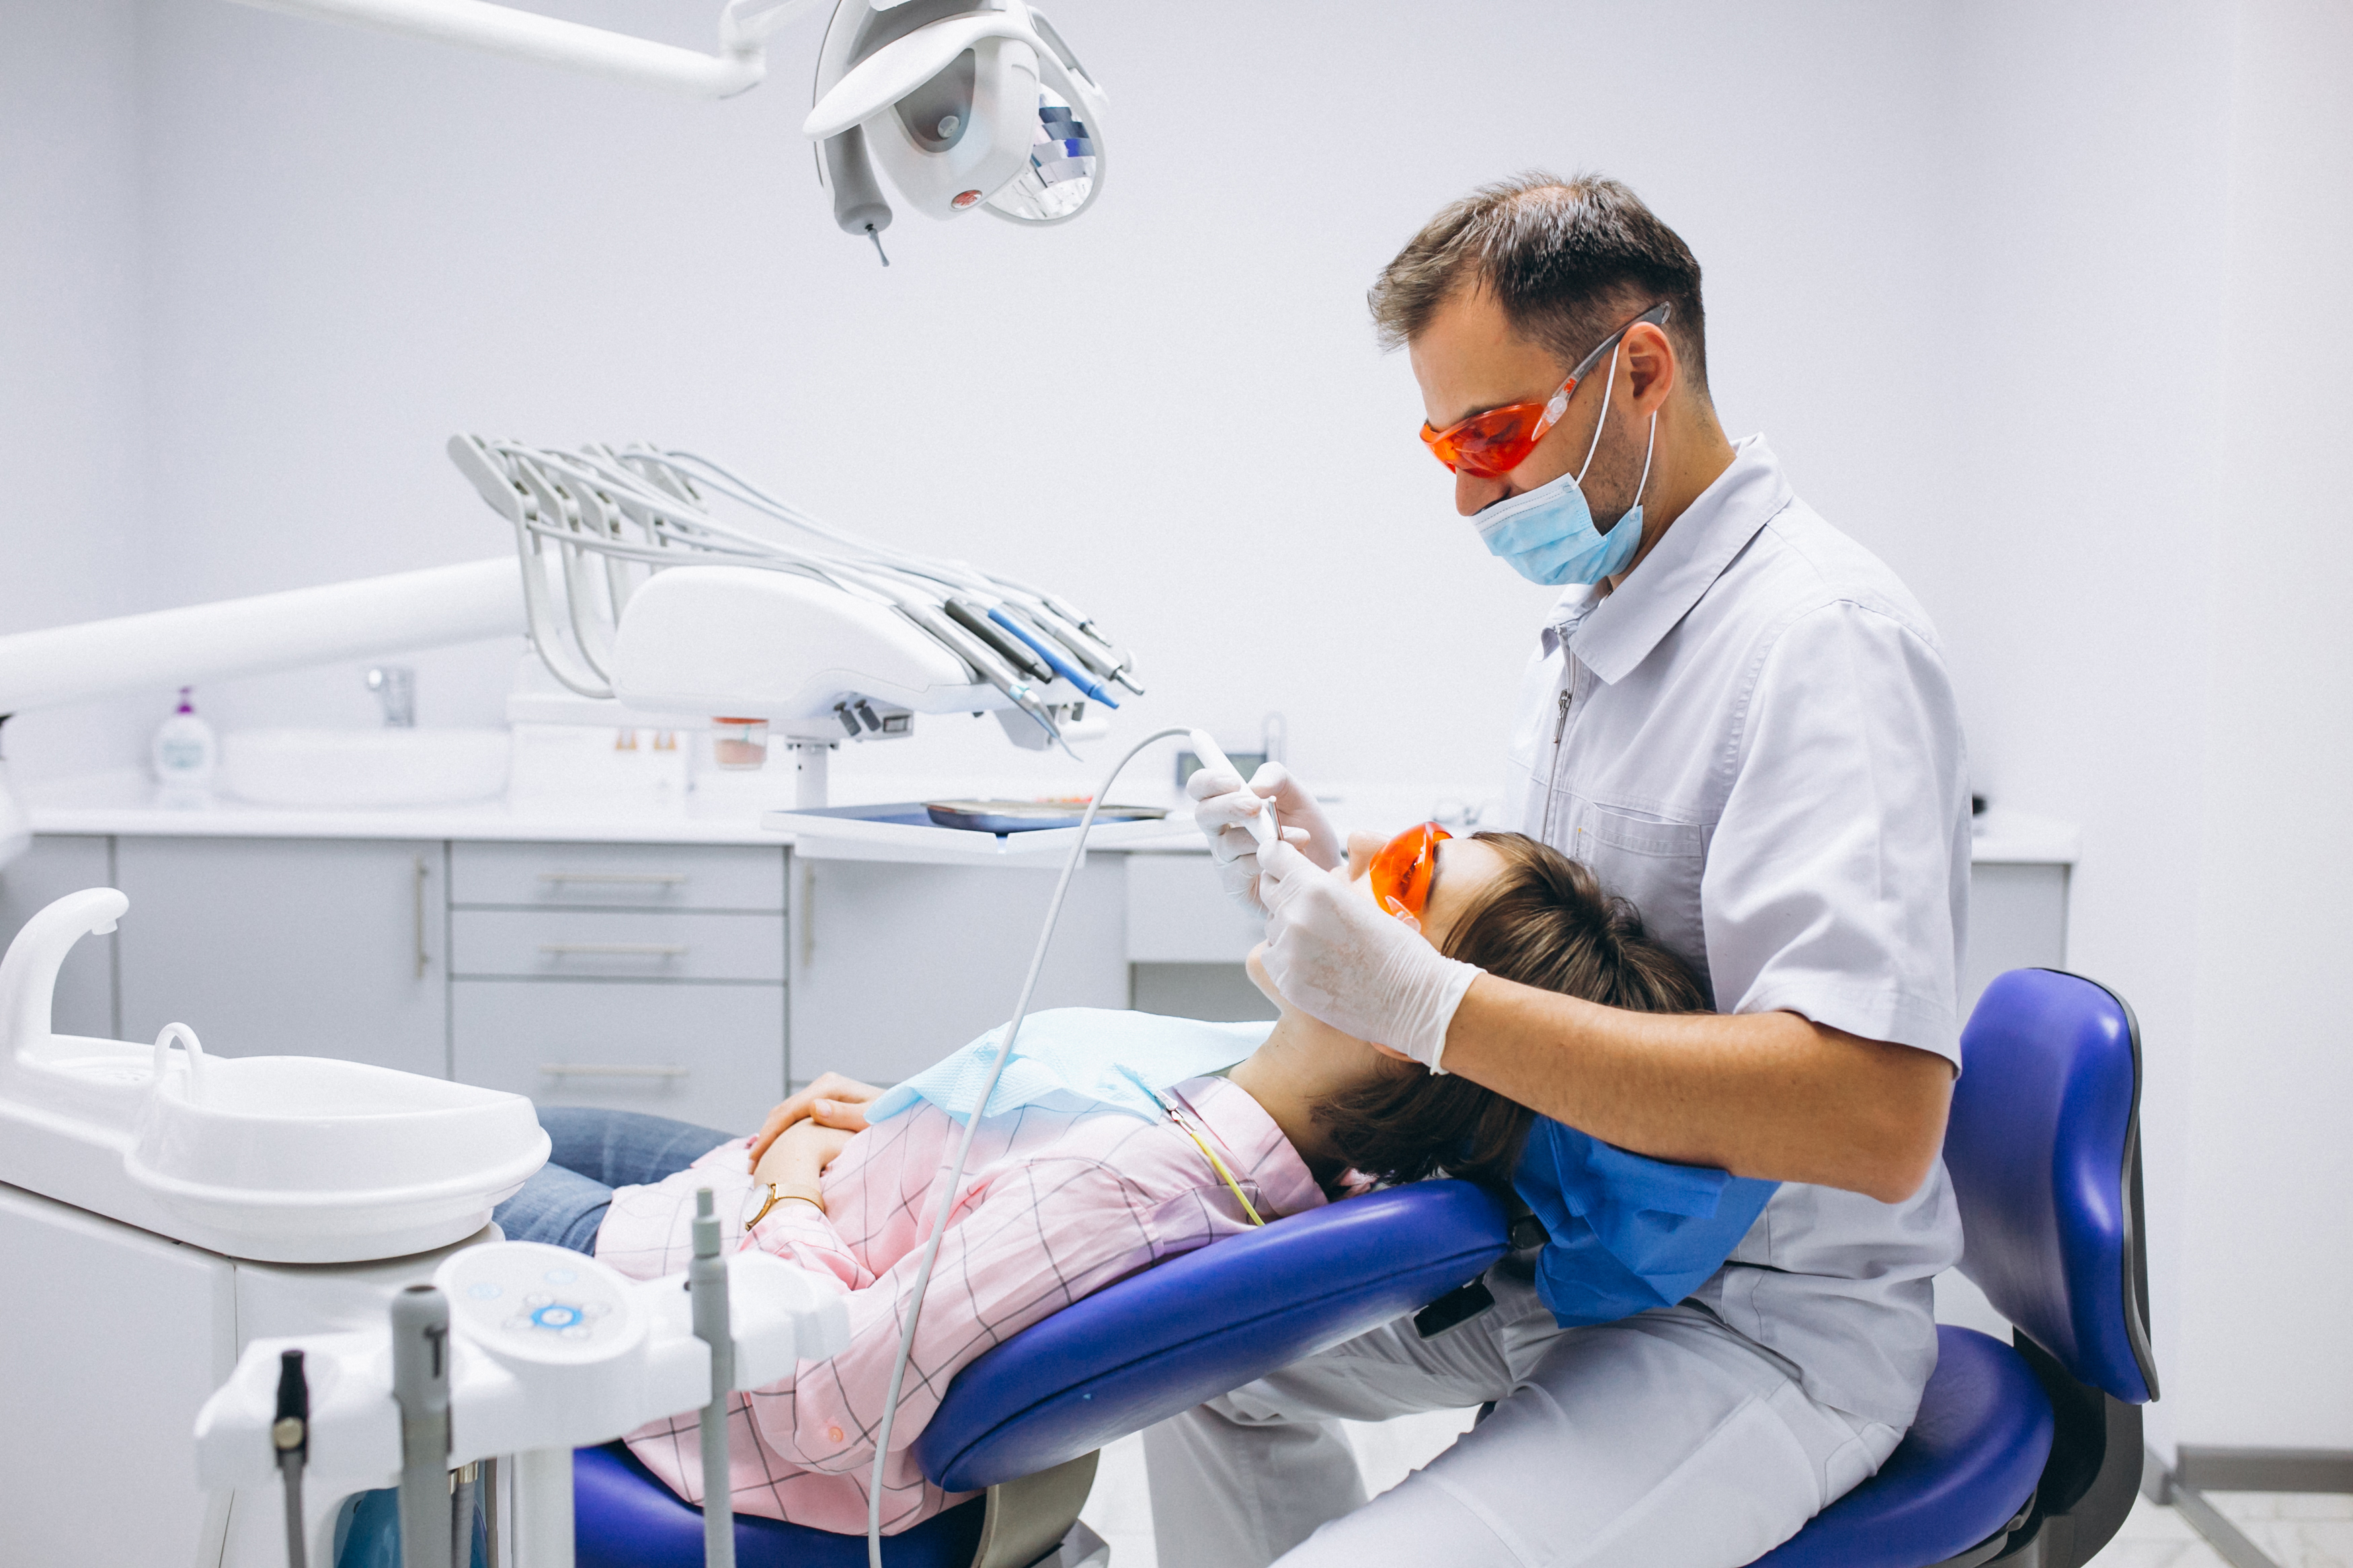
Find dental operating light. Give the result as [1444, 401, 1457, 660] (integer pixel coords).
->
[223, 0, 1106, 261]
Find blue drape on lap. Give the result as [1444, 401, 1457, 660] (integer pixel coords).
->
[1513, 1118, 1779, 1327]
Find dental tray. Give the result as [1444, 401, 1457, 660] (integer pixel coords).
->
[764, 801, 1193, 864]
[924, 799, 1168, 834]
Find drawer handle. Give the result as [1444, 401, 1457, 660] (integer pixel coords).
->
[537, 943, 690, 958]
[539, 1063, 690, 1079]
[538, 872, 688, 886]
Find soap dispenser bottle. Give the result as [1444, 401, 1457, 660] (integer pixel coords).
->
[151, 688, 217, 802]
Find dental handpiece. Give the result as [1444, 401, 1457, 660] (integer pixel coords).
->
[1188, 731, 1279, 850]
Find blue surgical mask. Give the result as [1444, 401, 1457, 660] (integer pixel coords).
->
[1474, 345, 1657, 587]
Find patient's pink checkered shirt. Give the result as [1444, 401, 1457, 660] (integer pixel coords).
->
[594, 1075, 1325, 1535]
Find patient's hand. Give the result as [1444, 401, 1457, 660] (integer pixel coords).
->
[748, 1071, 884, 1169]
[752, 1117, 856, 1206]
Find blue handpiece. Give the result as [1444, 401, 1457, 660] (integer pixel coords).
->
[988, 608, 1119, 707]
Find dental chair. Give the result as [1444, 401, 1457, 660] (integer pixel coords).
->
[569, 1180, 1513, 1567]
[563, 966, 2155, 1568]
[1749, 966, 2158, 1568]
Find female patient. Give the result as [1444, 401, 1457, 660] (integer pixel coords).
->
[492, 830, 1704, 1536]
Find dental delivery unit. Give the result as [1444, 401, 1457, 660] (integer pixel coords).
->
[0, 392, 1246, 1568]
[0, 734, 1291, 1568]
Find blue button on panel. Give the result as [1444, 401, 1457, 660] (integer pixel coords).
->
[469, 1282, 502, 1301]
[543, 1269, 577, 1285]
[530, 1303, 584, 1331]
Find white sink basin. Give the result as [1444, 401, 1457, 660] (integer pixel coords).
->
[219, 727, 512, 808]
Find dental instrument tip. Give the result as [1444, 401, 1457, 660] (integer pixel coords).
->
[865, 224, 889, 267]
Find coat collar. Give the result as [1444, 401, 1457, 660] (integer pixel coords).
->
[1540, 435, 1792, 683]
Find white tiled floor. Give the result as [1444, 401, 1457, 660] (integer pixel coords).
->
[1078, 1428, 2353, 1568]
[2197, 1491, 2353, 1568]
[2083, 1493, 2235, 1567]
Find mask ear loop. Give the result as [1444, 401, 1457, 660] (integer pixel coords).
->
[1572, 343, 1622, 489]
[1631, 405, 1659, 510]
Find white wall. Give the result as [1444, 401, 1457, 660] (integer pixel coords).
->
[2178, 0, 2353, 1450]
[5, 0, 2346, 1455]
[1931, 0, 2352, 1455]
[120, 0, 1962, 797]
[0, 0, 152, 776]
[1933, 0, 2239, 1460]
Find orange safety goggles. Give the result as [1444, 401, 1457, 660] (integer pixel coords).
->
[1369, 821, 1451, 920]
[1418, 303, 1671, 478]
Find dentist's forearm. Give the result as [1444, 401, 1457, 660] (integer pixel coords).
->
[1441, 975, 1952, 1202]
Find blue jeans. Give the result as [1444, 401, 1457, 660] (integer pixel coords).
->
[491, 1106, 737, 1254]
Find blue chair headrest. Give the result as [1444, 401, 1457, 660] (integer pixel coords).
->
[1948, 969, 2157, 1403]
[914, 1180, 1511, 1492]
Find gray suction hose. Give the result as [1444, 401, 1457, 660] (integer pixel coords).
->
[865, 726, 1195, 1568]
[690, 1188, 737, 1568]
[393, 1284, 454, 1568]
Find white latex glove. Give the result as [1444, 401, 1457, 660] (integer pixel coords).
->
[1257, 839, 1480, 1072]
[1185, 760, 1345, 916]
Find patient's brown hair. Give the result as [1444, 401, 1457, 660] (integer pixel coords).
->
[1313, 832, 1707, 1189]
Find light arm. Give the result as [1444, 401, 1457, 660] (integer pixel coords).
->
[223, 0, 830, 100]
[0, 557, 519, 716]
[0, 556, 522, 870]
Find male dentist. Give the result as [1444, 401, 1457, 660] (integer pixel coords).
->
[1156, 174, 1972, 1567]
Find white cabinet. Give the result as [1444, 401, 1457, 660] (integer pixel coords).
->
[450, 840, 786, 912]
[1958, 862, 2070, 1017]
[451, 908, 788, 983]
[0, 1186, 235, 1568]
[451, 979, 783, 1136]
[114, 837, 449, 1077]
[0, 835, 117, 1038]
[789, 856, 1128, 1089]
[447, 841, 789, 1132]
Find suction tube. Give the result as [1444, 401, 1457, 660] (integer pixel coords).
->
[865, 725, 1195, 1568]
[393, 1285, 454, 1568]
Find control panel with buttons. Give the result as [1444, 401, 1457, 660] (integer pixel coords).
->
[435, 1241, 643, 1368]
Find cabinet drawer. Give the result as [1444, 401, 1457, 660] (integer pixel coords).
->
[452, 909, 786, 982]
[452, 841, 785, 911]
[1125, 851, 1261, 963]
[452, 979, 784, 1136]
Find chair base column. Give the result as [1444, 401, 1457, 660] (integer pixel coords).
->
[969, 1450, 1101, 1568]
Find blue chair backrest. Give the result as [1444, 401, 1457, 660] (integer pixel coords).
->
[1946, 969, 2157, 1403]
[914, 1180, 1511, 1492]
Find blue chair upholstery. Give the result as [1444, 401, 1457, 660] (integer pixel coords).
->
[565, 1180, 1508, 1563]
[1944, 971, 2157, 1403]
[1746, 1327, 2053, 1567]
[571, 1443, 986, 1568]
[919, 1180, 1511, 1490]
[1749, 969, 2158, 1568]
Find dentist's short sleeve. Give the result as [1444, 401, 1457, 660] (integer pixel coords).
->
[1701, 601, 1970, 1067]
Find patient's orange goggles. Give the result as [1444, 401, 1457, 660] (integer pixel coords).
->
[1418, 303, 1670, 478]
[1369, 821, 1451, 920]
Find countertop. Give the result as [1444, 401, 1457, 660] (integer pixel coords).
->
[23, 769, 2081, 865]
